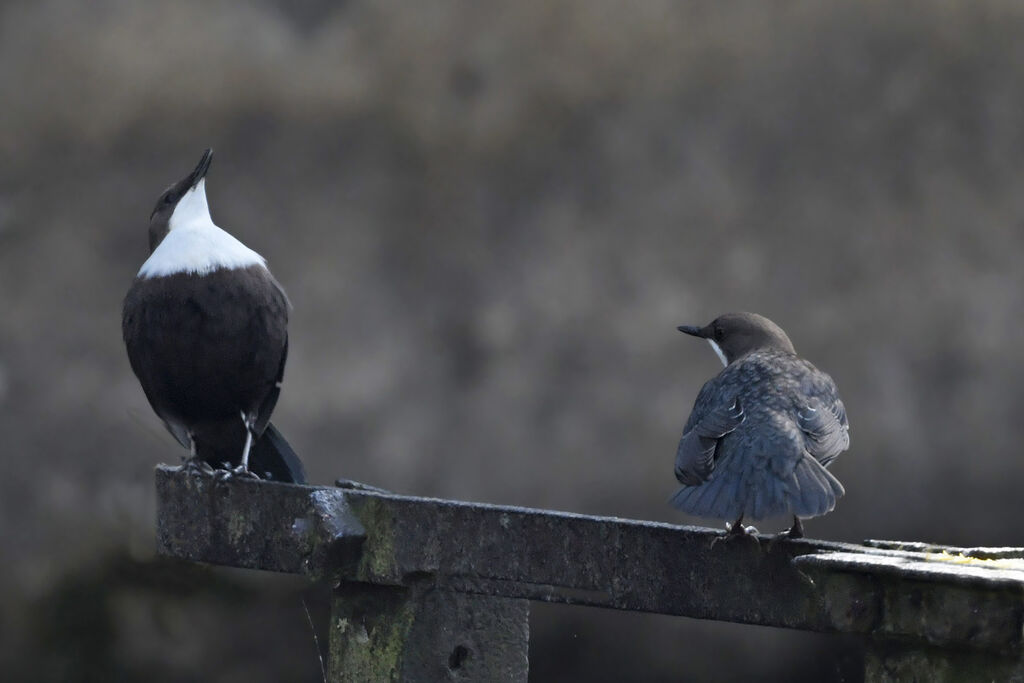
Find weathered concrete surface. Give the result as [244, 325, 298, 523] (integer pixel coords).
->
[328, 582, 529, 682]
[156, 466, 366, 577]
[337, 490, 1024, 659]
[341, 487, 837, 630]
[794, 552, 1024, 653]
[864, 539, 1024, 560]
[864, 641, 1024, 683]
[155, 465, 1024, 678]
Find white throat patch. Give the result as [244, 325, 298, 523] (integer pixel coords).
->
[169, 178, 212, 233]
[707, 339, 729, 367]
[137, 179, 265, 278]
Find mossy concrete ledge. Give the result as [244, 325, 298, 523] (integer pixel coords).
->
[155, 465, 1024, 682]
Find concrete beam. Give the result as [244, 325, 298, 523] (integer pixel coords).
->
[155, 465, 1024, 661]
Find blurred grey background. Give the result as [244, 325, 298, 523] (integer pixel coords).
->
[3, 0, 1024, 680]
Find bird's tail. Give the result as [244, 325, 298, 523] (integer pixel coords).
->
[787, 455, 844, 518]
[249, 422, 308, 484]
[669, 454, 843, 522]
[669, 467, 744, 520]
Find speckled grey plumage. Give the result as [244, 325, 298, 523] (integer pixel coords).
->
[671, 314, 849, 524]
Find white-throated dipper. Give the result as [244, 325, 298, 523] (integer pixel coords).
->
[122, 149, 306, 483]
[670, 312, 849, 537]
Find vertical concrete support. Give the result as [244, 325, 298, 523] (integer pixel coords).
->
[328, 581, 530, 682]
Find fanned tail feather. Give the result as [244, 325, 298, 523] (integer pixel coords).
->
[788, 456, 844, 518]
[670, 454, 844, 522]
[670, 470, 743, 520]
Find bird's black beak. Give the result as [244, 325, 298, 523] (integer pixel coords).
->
[188, 148, 213, 189]
[677, 324, 706, 338]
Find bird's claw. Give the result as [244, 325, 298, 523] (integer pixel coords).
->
[212, 465, 260, 482]
[727, 521, 758, 536]
[232, 465, 260, 480]
[180, 458, 216, 477]
[778, 517, 804, 540]
[711, 520, 759, 549]
[766, 517, 806, 552]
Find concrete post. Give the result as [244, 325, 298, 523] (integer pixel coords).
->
[328, 581, 530, 682]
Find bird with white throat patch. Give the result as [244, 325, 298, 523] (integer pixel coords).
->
[122, 149, 306, 483]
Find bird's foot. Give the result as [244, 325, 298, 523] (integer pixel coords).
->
[180, 458, 216, 477]
[213, 464, 261, 482]
[234, 465, 260, 480]
[778, 516, 804, 540]
[727, 521, 759, 536]
[766, 517, 807, 553]
[711, 518, 759, 549]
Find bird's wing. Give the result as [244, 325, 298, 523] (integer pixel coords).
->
[247, 277, 304, 484]
[674, 395, 744, 486]
[798, 396, 849, 467]
[123, 285, 190, 450]
[162, 419, 192, 450]
[253, 332, 287, 437]
[241, 269, 290, 437]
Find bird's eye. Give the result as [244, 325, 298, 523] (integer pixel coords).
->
[714, 327, 724, 342]
[162, 194, 174, 205]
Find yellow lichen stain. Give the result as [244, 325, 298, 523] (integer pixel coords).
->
[924, 550, 1024, 572]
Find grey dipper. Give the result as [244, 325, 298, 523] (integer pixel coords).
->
[122, 149, 306, 483]
[670, 312, 849, 537]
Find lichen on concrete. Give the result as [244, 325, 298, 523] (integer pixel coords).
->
[328, 586, 416, 682]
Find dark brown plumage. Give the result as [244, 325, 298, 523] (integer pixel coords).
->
[122, 150, 305, 482]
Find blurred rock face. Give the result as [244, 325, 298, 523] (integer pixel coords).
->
[3, 1, 1024, 680]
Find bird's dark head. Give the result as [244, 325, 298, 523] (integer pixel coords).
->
[147, 149, 213, 252]
[678, 312, 795, 366]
